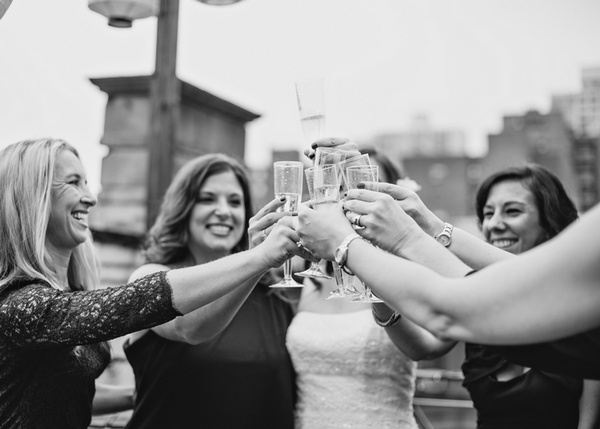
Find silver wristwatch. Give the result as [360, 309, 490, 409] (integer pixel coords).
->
[434, 222, 454, 247]
[334, 233, 362, 275]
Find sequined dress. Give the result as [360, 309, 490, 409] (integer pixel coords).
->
[0, 272, 179, 429]
[286, 309, 418, 429]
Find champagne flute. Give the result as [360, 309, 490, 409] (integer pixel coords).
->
[313, 147, 360, 298]
[312, 164, 359, 299]
[338, 153, 371, 189]
[270, 161, 305, 288]
[344, 165, 384, 303]
[295, 167, 333, 279]
[295, 78, 326, 145]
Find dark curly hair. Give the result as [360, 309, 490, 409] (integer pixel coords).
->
[475, 164, 578, 241]
[144, 153, 253, 265]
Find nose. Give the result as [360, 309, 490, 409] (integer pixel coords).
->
[486, 211, 506, 231]
[214, 198, 231, 218]
[81, 187, 97, 208]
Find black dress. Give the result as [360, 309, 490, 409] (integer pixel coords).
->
[124, 284, 296, 429]
[487, 326, 600, 379]
[0, 273, 179, 429]
[462, 343, 582, 429]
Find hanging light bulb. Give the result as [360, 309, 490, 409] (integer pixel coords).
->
[88, 0, 159, 28]
[0, 0, 13, 20]
[195, 0, 244, 5]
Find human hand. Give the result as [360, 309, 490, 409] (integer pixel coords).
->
[303, 137, 361, 162]
[248, 197, 291, 249]
[258, 214, 318, 268]
[296, 203, 355, 261]
[358, 181, 444, 236]
[344, 188, 426, 256]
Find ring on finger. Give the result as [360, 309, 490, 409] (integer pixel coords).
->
[353, 214, 363, 228]
[262, 229, 268, 240]
[297, 240, 304, 248]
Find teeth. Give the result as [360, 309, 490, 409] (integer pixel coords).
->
[208, 225, 231, 235]
[492, 239, 516, 249]
[72, 212, 88, 221]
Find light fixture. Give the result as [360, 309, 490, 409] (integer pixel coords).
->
[195, 0, 244, 5]
[0, 0, 13, 20]
[88, 0, 159, 28]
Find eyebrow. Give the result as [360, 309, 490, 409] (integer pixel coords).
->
[198, 190, 243, 197]
[485, 201, 527, 209]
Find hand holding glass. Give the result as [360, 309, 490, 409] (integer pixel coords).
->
[295, 167, 333, 280]
[345, 165, 383, 303]
[270, 161, 304, 288]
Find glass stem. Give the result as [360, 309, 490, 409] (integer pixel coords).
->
[283, 259, 293, 280]
[332, 262, 344, 287]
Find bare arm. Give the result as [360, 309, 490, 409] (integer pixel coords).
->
[129, 263, 262, 344]
[361, 182, 514, 269]
[578, 379, 600, 429]
[134, 199, 308, 344]
[372, 303, 457, 360]
[298, 202, 600, 345]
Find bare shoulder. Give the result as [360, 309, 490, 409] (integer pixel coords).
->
[128, 263, 170, 283]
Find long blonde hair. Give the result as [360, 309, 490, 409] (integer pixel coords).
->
[0, 138, 100, 291]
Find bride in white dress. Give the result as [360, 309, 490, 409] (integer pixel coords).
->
[286, 272, 419, 429]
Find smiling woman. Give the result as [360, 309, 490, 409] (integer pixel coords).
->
[123, 153, 299, 429]
[0, 139, 308, 429]
[47, 150, 98, 253]
[455, 164, 600, 429]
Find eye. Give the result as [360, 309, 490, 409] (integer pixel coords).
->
[197, 195, 214, 203]
[506, 208, 522, 216]
[229, 197, 243, 207]
[483, 210, 494, 219]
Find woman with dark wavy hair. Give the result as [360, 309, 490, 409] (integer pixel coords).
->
[124, 153, 301, 429]
[475, 164, 579, 245]
[462, 164, 600, 429]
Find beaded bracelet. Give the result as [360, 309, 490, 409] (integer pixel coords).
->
[372, 307, 402, 327]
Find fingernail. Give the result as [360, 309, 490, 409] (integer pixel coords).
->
[280, 196, 286, 202]
[357, 183, 365, 189]
[311, 142, 318, 149]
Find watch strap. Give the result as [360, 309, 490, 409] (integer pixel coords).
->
[336, 233, 362, 275]
[434, 222, 454, 247]
[372, 307, 402, 327]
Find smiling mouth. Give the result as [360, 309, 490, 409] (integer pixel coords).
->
[72, 211, 88, 224]
[207, 225, 233, 235]
[491, 239, 517, 249]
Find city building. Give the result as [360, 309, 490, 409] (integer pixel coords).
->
[552, 67, 600, 138]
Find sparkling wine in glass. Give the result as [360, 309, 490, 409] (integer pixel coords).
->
[312, 164, 359, 299]
[295, 78, 326, 145]
[270, 161, 305, 288]
[295, 167, 333, 280]
[345, 165, 383, 303]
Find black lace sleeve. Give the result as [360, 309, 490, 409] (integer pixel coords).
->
[0, 271, 182, 349]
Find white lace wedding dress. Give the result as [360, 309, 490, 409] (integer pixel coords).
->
[286, 309, 419, 429]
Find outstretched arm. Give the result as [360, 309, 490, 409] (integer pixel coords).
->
[298, 202, 600, 345]
[578, 379, 600, 429]
[357, 182, 513, 269]
[136, 199, 309, 344]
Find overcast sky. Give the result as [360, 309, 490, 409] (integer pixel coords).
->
[1, 0, 600, 191]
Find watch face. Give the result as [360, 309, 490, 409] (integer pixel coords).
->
[437, 234, 451, 246]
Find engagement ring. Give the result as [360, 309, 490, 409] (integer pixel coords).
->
[352, 214, 363, 228]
